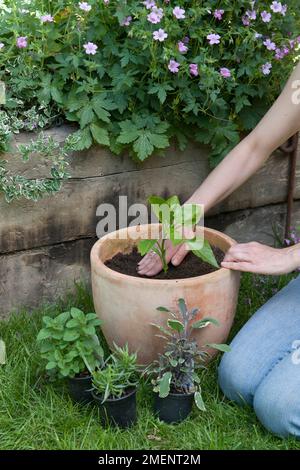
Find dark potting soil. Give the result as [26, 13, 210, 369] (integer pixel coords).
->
[105, 247, 224, 280]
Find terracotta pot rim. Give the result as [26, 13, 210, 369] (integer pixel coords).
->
[91, 225, 237, 285]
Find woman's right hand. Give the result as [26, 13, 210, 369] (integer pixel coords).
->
[137, 227, 195, 276]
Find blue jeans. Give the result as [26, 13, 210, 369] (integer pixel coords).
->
[218, 275, 300, 438]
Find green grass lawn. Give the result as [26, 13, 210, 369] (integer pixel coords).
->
[0, 273, 299, 450]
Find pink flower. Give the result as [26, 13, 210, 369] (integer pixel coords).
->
[121, 16, 132, 26]
[261, 11, 271, 23]
[220, 67, 231, 78]
[262, 62, 272, 75]
[168, 59, 180, 73]
[214, 9, 224, 21]
[189, 64, 199, 77]
[178, 41, 188, 53]
[263, 38, 276, 50]
[173, 6, 185, 20]
[79, 2, 92, 12]
[16, 36, 27, 48]
[153, 29, 168, 42]
[40, 14, 54, 23]
[207, 33, 220, 45]
[83, 42, 98, 55]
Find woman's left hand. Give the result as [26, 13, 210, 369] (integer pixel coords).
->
[221, 241, 300, 275]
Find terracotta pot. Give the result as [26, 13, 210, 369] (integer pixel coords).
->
[91, 225, 240, 365]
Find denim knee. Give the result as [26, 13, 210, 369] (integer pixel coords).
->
[254, 381, 300, 439]
[218, 350, 253, 406]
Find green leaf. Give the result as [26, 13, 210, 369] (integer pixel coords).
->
[63, 330, 80, 342]
[90, 123, 110, 146]
[167, 319, 184, 333]
[137, 239, 157, 256]
[158, 371, 172, 398]
[46, 361, 57, 370]
[178, 298, 187, 318]
[192, 317, 220, 329]
[72, 128, 93, 151]
[156, 306, 171, 312]
[79, 105, 95, 128]
[191, 239, 219, 268]
[194, 391, 206, 411]
[206, 343, 231, 353]
[36, 329, 51, 341]
[70, 308, 85, 321]
[133, 132, 154, 161]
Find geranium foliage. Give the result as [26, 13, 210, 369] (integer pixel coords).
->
[0, 0, 299, 176]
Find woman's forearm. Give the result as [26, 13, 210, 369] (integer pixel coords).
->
[186, 61, 300, 212]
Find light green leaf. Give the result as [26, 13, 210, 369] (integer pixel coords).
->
[206, 343, 231, 353]
[158, 371, 172, 398]
[138, 239, 157, 256]
[36, 329, 51, 341]
[192, 239, 219, 268]
[194, 391, 206, 411]
[192, 317, 220, 329]
[167, 319, 184, 333]
[133, 133, 153, 161]
[63, 330, 80, 342]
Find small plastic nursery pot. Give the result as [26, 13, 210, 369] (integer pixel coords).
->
[153, 392, 194, 424]
[68, 375, 93, 405]
[92, 388, 137, 429]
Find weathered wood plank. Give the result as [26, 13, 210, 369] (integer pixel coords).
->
[0, 238, 94, 318]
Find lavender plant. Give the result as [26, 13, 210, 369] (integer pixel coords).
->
[148, 298, 230, 410]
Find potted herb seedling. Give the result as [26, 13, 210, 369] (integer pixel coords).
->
[37, 307, 104, 404]
[148, 298, 230, 424]
[138, 195, 218, 271]
[91, 344, 139, 428]
[91, 194, 240, 365]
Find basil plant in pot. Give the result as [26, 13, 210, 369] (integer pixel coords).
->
[91, 195, 240, 365]
[91, 344, 139, 429]
[37, 307, 104, 404]
[148, 299, 230, 424]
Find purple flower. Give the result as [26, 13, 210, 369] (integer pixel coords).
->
[16, 36, 27, 48]
[189, 63, 199, 77]
[262, 62, 272, 75]
[83, 42, 98, 55]
[263, 38, 276, 50]
[79, 2, 92, 12]
[121, 16, 132, 26]
[143, 0, 156, 9]
[207, 33, 221, 45]
[220, 67, 231, 78]
[178, 41, 188, 53]
[173, 6, 185, 19]
[147, 7, 163, 24]
[246, 10, 257, 20]
[214, 9, 224, 21]
[261, 11, 271, 23]
[153, 29, 168, 42]
[242, 15, 250, 26]
[168, 59, 180, 73]
[40, 14, 54, 23]
[271, 1, 287, 15]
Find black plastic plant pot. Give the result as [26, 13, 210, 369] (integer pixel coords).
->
[154, 392, 194, 424]
[68, 375, 93, 405]
[92, 388, 137, 429]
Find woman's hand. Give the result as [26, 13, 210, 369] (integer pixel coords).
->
[137, 226, 195, 276]
[221, 241, 300, 275]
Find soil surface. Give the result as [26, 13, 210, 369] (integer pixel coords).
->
[105, 247, 224, 280]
